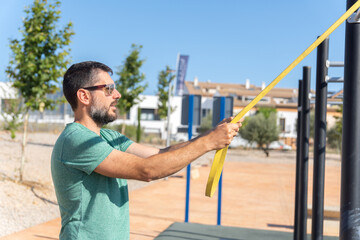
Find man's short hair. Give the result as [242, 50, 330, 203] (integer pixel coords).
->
[63, 61, 113, 111]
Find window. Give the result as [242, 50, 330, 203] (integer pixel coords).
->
[245, 96, 269, 103]
[140, 108, 160, 121]
[279, 118, 286, 132]
[202, 109, 210, 118]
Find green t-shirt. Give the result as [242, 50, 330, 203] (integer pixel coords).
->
[51, 122, 133, 240]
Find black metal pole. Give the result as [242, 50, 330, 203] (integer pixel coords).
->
[294, 80, 303, 240]
[297, 66, 311, 240]
[340, 1, 360, 239]
[312, 38, 329, 240]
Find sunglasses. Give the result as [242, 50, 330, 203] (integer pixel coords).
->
[83, 83, 116, 96]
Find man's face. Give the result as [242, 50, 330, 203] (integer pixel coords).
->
[88, 71, 121, 126]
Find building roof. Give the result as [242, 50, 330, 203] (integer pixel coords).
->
[184, 80, 299, 109]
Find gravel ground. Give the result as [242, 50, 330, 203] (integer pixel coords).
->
[0, 131, 161, 237]
[0, 131, 341, 237]
[0, 131, 59, 237]
[0, 131, 213, 238]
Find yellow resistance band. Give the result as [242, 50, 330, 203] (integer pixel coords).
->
[205, 1, 360, 197]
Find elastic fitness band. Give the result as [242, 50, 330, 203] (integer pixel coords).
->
[206, 1, 360, 197]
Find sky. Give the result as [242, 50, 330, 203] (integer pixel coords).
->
[0, 0, 350, 95]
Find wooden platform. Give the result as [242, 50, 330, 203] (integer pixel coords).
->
[155, 222, 338, 240]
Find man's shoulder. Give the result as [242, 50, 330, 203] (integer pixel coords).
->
[100, 127, 118, 135]
[60, 123, 92, 138]
[55, 123, 99, 147]
[100, 128, 133, 151]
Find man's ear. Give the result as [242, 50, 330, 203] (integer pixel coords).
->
[77, 89, 91, 106]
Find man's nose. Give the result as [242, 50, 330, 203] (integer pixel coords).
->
[113, 89, 121, 99]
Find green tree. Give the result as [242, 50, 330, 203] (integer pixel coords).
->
[239, 110, 279, 157]
[1, 98, 23, 140]
[6, 0, 74, 181]
[327, 105, 343, 152]
[256, 107, 277, 118]
[197, 111, 213, 134]
[156, 66, 176, 119]
[115, 44, 147, 134]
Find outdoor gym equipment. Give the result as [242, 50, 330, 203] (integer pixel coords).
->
[205, 0, 360, 198]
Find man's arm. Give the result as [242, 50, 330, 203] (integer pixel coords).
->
[94, 118, 242, 182]
[126, 117, 237, 157]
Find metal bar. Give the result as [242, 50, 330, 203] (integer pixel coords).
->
[205, 1, 360, 198]
[217, 97, 226, 226]
[294, 79, 303, 240]
[297, 66, 311, 240]
[327, 77, 344, 83]
[185, 95, 194, 223]
[328, 61, 345, 67]
[312, 38, 329, 240]
[340, 1, 360, 239]
[348, 9, 360, 23]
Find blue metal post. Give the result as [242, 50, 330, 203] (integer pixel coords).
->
[185, 95, 193, 222]
[217, 97, 226, 225]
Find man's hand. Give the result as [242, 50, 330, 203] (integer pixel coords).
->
[204, 117, 243, 150]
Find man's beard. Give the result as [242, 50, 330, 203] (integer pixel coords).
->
[89, 100, 118, 126]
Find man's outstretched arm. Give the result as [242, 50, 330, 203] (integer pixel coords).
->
[94, 118, 242, 181]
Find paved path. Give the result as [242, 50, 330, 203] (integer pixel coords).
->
[1, 151, 341, 239]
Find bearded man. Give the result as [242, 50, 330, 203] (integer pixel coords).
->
[51, 61, 242, 240]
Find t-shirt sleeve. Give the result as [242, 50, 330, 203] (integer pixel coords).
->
[100, 128, 134, 152]
[61, 129, 114, 175]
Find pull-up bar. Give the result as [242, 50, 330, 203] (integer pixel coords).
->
[205, 0, 360, 197]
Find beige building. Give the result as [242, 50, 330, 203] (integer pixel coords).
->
[184, 79, 342, 149]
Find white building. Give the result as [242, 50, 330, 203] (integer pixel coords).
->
[110, 95, 183, 140]
[0, 80, 342, 149]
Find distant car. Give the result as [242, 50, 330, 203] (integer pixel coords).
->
[172, 133, 188, 142]
[268, 141, 292, 150]
[229, 136, 257, 149]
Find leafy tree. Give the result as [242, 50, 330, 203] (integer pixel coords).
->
[239, 110, 279, 157]
[6, 0, 74, 181]
[1, 98, 23, 139]
[156, 66, 176, 119]
[327, 105, 343, 152]
[115, 44, 147, 134]
[256, 107, 277, 118]
[197, 111, 213, 134]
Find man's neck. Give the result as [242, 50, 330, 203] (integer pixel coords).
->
[74, 117, 102, 135]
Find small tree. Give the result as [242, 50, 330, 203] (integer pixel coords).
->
[256, 107, 277, 118]
[6, 0, 74, 181]
[115, 44, 147, 134]
[197, 111, 213, 134]
[239, 110, 279, 157]
[156, 66, 176, 119]
[1, 98, 23, 139]
[327, 105, 343, 152]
